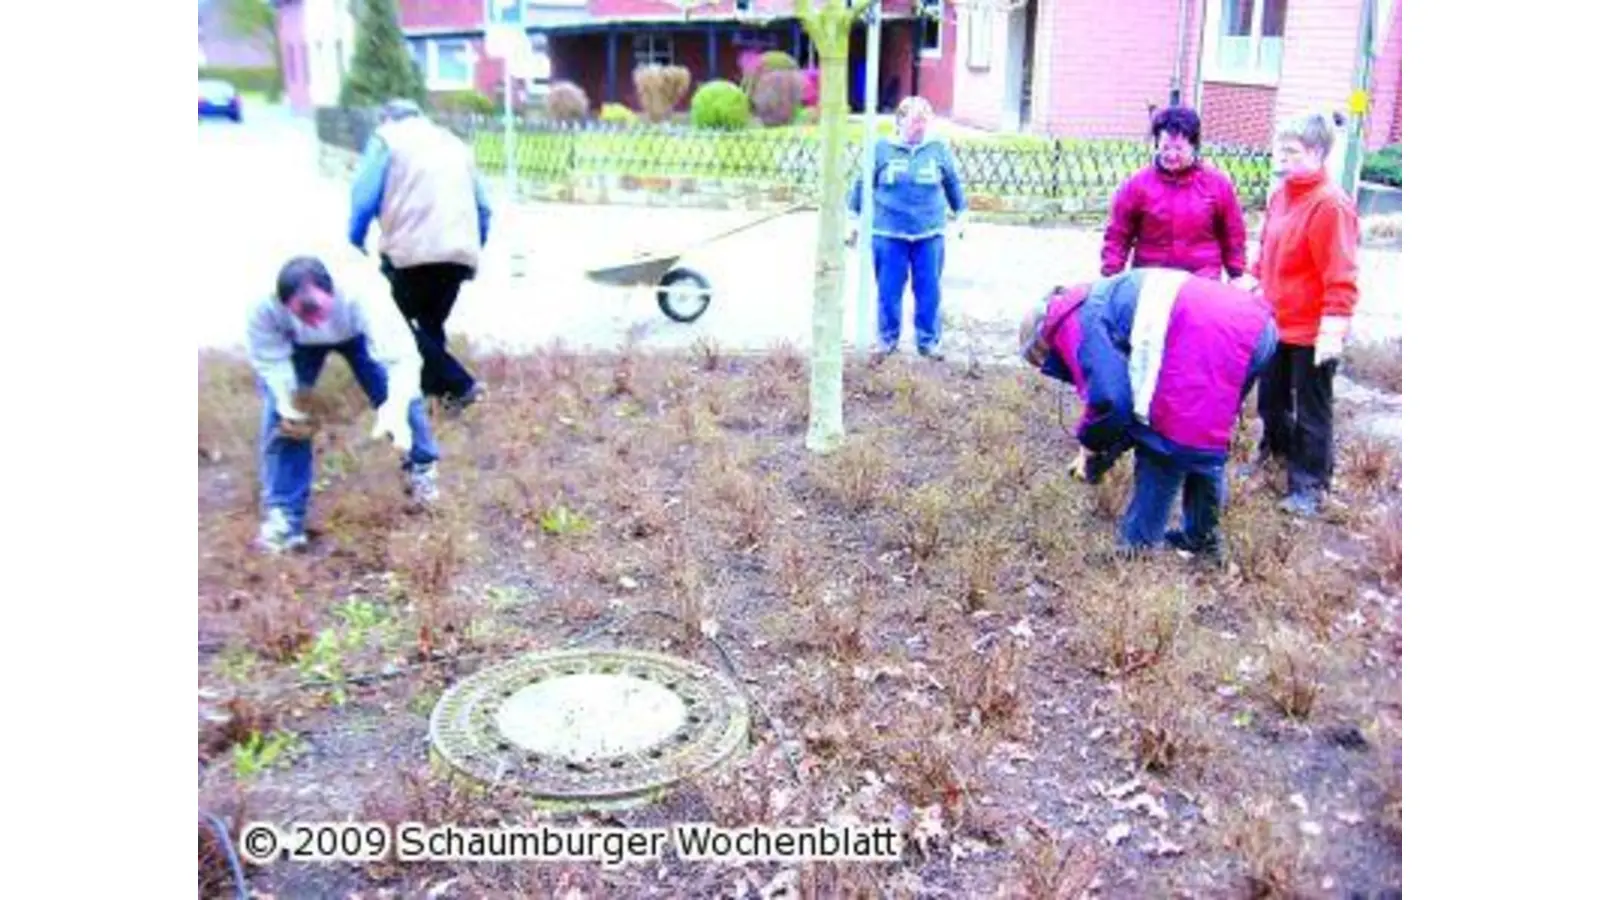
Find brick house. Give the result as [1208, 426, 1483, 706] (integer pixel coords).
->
[947, 0, 1401, 148]
[396, 0, 964, 116]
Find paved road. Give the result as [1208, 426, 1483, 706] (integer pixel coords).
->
[196, 104, 1403, 360]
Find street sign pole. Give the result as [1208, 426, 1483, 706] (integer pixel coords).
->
[1340, 0, 1377, 197]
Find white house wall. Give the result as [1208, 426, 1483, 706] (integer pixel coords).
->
[304, 0, 356, 107]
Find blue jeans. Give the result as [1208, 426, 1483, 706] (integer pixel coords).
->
[259, 336, 439, 534]
[1120, 446, 1226, 551]
[872, 235, 945, 350]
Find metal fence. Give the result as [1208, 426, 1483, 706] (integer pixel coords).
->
[316, 106, 1276, 211]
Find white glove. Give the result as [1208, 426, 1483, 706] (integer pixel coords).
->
[950, 217, 966, 241]
[1314, 316, 1351, 367]
[844, 223, 860, 248]
[277, 399, 308, 422]
[372, 398, 413, 453]
[1233, 273, 1261, 294]
[271, 384, 309, 422]
[1068, 448, 1090, 482]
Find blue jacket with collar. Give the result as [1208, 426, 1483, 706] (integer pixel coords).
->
[847, 137, 968, 241]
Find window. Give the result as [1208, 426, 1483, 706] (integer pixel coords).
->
[964, 6, 993, 70]
[486, 0, 522, 25]
[632, 34, 674, 69]
[426, 39, 475, 90]
[1206, 0, 1287, 84]
[919, 2, 944, 59]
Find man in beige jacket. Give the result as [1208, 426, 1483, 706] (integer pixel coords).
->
[349, 99, 492, 410]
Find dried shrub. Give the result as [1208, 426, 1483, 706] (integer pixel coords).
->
[1343, 433, 1400, 495]
[951, 637, 1030, 738]
[752, 68, 805, 127]
[1262, 627, 1325, 720]
[896, 482, 954, 563]
[1342, 338, 1402, 394]
[1075, 578, 1185, 678]
[1373, 503, 1402, 586]
[633, 64, 691, 122]
[546, 81, 590, 123]
[740, 49, 799, 96]
[1120, 668, 1209, 774]
[1225, 799, 1310, 899]
[1006, 822, 1103, 900]
[812, 439, 891, 512]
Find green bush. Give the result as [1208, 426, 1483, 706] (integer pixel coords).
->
[1362, 143, 1401, 188]
[690, 80, 751, 131]
[199, 66, 281, 99]
[431, 90, 498, 116]
[600, 103, 638, 126]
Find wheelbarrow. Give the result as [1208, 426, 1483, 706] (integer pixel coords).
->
[583, 203, 809, 324]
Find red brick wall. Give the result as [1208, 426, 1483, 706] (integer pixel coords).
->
[397, 0, 483, 30]
[1039, 0, 1190, 139]
[914, 8, 956, 113]
[1275, 0, 1363, 124]
[1200, 81, 1277, 147]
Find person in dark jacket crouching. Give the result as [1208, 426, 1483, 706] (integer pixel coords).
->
[1019, 268, 1277, 560]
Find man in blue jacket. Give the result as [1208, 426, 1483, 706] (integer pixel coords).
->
[349, 99, 492, 411]
[847, 96, 968, 361]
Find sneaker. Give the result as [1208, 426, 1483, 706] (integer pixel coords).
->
[1280, 491, 1323, 518]
[442, 383, 485, 416]
[917, 343, 946, 361]
[1165, 529, 1225, 565]
[256, 508, 308, 554]
[869, 343, 899, 366]
[406, 463, 440, 507]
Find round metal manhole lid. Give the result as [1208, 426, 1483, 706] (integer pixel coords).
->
[429, 648, 751, 809]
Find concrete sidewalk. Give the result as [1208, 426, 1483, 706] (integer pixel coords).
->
[453, 195, 1402, 360]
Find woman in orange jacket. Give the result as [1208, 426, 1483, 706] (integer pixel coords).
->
[1247, 111, 1361, 516]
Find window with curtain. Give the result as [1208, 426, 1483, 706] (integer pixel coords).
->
[1211, 0, 1287, 82]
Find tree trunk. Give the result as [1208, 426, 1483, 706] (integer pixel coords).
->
[803, 12, 852, 455]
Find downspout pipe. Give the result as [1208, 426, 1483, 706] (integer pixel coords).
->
[1172, 0, 1191, 107]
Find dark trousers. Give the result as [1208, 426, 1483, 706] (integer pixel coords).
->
[1257, 343, 1336, 495]
[872, 235, 945, 351]
[383, 260, 476, 400]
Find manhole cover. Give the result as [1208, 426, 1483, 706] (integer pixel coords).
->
[430, 648, 751, 811]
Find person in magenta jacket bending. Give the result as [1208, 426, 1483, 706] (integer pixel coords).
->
[1101, 106, 1249, 282]
[1018, 268, 1277, 561]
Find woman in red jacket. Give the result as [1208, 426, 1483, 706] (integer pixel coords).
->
[1101, 106, 1249, 281]
[1249, 111, 1361, 516]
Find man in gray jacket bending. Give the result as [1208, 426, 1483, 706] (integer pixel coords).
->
[246, 254, 441, 553]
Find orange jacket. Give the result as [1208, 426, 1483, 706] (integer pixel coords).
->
[1252, 169, 1360, 346]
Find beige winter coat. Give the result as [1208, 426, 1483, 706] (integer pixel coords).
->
[375, 117, 482, 271]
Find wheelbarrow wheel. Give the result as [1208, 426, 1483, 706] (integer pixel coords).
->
[657, 268, 712, 323]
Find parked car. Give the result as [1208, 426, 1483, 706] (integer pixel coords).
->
[199, 79, 242, 122]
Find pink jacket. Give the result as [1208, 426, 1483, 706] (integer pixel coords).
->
[1101, 162, 1248, 281]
